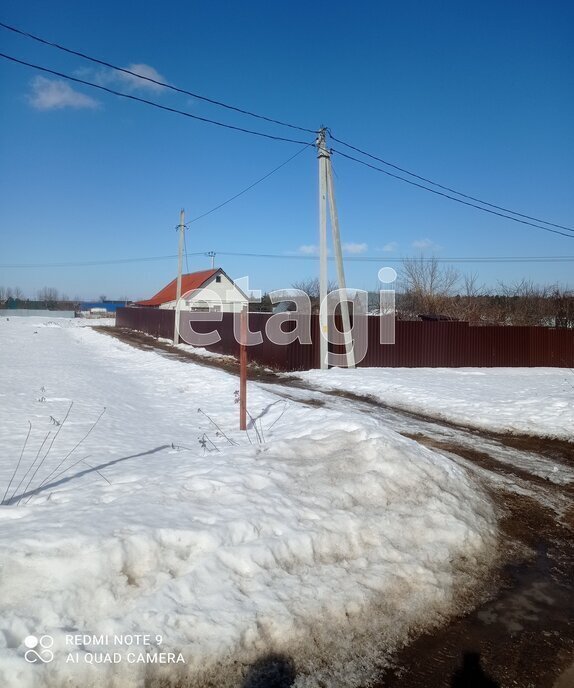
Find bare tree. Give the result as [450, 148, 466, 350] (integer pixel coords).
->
[291, 278, 338, 299]
[498, 279, 551, 326]
[290, 278, 338, 313]
[37, 287, 59, 303]
[451, 273, 488, 323]
[550, 287, 574, 328]
[398, 256, 460, 319]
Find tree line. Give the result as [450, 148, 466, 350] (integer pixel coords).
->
[251, 259, 573, 328]
[3, 265, 572, 327]
[0, 288, 126, 307]
[395, 257, 573, 327]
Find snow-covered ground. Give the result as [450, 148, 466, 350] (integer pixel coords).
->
[295, 367, 574, 441]
[0, 318, 496, 688]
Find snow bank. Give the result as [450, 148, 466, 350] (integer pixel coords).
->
[295, 367, 574, 441]
[158, 337, 234, 361]
[8, 316, 116, 328]
[0, 318, 496, 687]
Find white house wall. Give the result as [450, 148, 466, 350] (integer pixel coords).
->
[159, 273, 248, 313]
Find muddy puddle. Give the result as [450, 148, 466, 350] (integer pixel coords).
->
[374, 491, 574, 688]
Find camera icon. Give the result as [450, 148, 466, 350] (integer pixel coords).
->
[24, 635, 54, 663]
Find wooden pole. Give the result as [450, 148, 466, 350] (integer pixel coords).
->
[239, 306, 247, 430]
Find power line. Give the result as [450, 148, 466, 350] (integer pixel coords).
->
[3, 31, 570, 240]
[0, 254, 201, 268]
[2, 21, 569, 233]
[3, 253, 574, 268]
[175, 145, 312, 272]
[0, 52, 313, 146]
[215, 252, 574, 263]
[1, 34, 571, 243]
[329, 132, 574, 233]
[188, 144, 313, 224]
[331, 148, 574, 239]
[0, 21, 316, 134]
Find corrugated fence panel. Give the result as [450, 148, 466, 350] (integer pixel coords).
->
[528, 327, 549, 367]
[177, 312, 314, 371]
[469, 327, 496, 367]
[116, 307, 175, 339]
[548, 328, 574, 367]
[179, 312, 239, 357]
[116, 308, 574, 370]
[287, 314, 318, 371]
[364, 321, 469, 367]
[469, 326, 529, 367]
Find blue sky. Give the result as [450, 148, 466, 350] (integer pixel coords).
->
[1, 0, 573, 300]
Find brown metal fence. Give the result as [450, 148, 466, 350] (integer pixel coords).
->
[116, 307, 574, 370]
[116, 307, 175, 340]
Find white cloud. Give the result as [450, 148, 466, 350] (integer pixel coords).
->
[342, 242, 368, 255]
[298, 244, 320, 255]
[380, 241, 398, 252]
[98, 63, 169, 93]
[412, 238, 439, 251]
[118, 63, 168, 91]
[28, 77, 99, 111]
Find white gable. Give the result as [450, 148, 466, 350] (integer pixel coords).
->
[160, 270, 249, 313]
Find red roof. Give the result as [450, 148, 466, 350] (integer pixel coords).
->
[136, 269, 219, 307]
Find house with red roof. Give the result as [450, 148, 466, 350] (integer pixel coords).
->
[136, 268, 249, 313]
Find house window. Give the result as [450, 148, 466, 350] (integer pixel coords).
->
[191, 300, 210, 312]
[215, 275, 221, 283]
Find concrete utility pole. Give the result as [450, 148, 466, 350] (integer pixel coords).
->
[326, 163, 355, 368]
[316, 128, 355, 369]
[207, 251, 216, 269]
[173, 208, 185, 344]
[317, 128, 329, 369]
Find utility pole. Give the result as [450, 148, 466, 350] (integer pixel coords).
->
[206, 251, 216, 269]
[173, 208, 185, 344]
[316, 128, 355, 369]
[317, 128, 329, 370]
[326, 163, 355, 368]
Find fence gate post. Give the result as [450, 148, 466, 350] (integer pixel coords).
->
[239, 307, 247, 431]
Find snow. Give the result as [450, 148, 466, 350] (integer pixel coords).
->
[157, 337, 234, 361]
[295, 367, 574, 441]
[175, 343, 234, 361]
[261, 380, 574, 489]
[0, 317, 496, 687]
